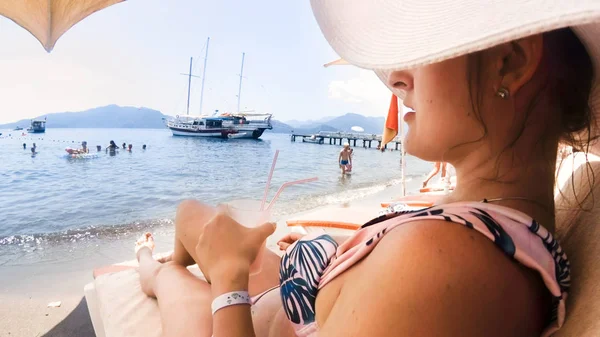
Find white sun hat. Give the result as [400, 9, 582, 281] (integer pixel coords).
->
[311, 0, 600, 152]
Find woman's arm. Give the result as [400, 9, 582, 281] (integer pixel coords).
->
[211, 265, 256, 337]
[319, 220, 548, 337]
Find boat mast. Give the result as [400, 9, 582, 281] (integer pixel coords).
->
[199, 37, 210, 115]
[186, 57, 193, 115]
[180, 57, 200, 115]
[237, 52, 245, 113]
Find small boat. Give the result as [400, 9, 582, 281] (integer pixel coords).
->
[13, 126, 23, 131]
[27, 118, 46, 133]
[302, 135, 324, 144]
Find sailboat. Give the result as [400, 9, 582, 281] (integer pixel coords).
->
[165, 40, 272, 139]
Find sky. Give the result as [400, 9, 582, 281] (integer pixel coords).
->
[0, 0, 394, 124]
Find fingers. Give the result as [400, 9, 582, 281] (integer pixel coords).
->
[277, 232, 304, 244]
[277, 232, 304, 250]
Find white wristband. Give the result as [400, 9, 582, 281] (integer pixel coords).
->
[211, 291, 252, 315]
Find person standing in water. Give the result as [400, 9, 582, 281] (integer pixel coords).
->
[338, 143, 352, 174]
[106, 140, 119, 155]
[79, 141, 89, 154]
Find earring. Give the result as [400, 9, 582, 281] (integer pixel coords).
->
[496, 87, 510, 99]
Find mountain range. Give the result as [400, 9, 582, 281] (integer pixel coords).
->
[0, 105, 399, 135]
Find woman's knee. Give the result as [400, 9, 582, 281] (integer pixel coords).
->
[175, 199, 216, 231]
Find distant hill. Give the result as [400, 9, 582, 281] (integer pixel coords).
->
[285, 116, 336, 128]
[283, 113, 396, 135]
[0, 105, 166, 129]
[0, 106, 401, 135]
[325, 113, 386, 134]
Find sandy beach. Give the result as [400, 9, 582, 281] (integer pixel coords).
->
[0, 179, 421, 337]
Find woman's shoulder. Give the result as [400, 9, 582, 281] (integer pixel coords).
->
[329, 218, 549, 336]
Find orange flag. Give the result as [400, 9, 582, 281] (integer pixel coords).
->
[381, 94, 399, 147]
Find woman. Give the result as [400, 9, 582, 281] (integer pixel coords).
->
[134, 3, 599, 337]
[106, 140, 119, 154]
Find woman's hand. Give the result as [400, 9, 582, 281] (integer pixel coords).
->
[277, 232, 305, 251]
[195, 208, 276, 286]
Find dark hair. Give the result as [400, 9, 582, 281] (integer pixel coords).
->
[465, 28, 596, 214]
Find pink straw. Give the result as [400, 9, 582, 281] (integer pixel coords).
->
[266, 177, 318, 211]
[260, 150, 280, 211]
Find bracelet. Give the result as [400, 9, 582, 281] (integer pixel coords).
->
[211, 291, 252, 315]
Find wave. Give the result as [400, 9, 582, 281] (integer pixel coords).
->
[0, 218, 174, 247]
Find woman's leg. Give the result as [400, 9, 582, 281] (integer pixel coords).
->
[422, 162, 441, 187]
[138, 244, 213, 337]
[158, 199, 280, 295]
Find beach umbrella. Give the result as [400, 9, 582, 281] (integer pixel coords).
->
[351, 126, 364, 132]
[324, 58, 406, 196]
[0, 0, 125, 52]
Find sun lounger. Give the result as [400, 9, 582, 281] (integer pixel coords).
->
[285, 206, 380, 236]
[84, 253, 183, 337]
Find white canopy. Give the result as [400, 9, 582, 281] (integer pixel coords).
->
[0, 0, 124, 52]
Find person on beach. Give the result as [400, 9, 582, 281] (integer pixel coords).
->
[422, 161, 447, 188]
[128, 144, 133, 152]
[338, 143, 352, 174]
[22, 143, 26, 150]
[142, 144, 147, 150]
[132, 3, 600, 336]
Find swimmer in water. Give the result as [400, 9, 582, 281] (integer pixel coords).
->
[106, 140, 119, 155]
[128, 144, 133, 152]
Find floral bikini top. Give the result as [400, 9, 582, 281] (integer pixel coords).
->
[278, 202, 569, 337]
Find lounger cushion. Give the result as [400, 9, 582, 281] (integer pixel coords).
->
[94, 265, 205, 337]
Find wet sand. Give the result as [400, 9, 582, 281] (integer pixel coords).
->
[0, 180, 420, 337]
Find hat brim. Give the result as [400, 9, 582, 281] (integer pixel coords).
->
[311, 0, 600, 70]
[311, 0, 600, 153]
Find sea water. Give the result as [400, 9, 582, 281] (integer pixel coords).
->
[0, 128, 432, 265]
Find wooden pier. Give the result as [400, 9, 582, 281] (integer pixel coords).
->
[290, 131, 402, 150]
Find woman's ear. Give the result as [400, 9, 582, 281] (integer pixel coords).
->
[497, 34, 544, 95]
